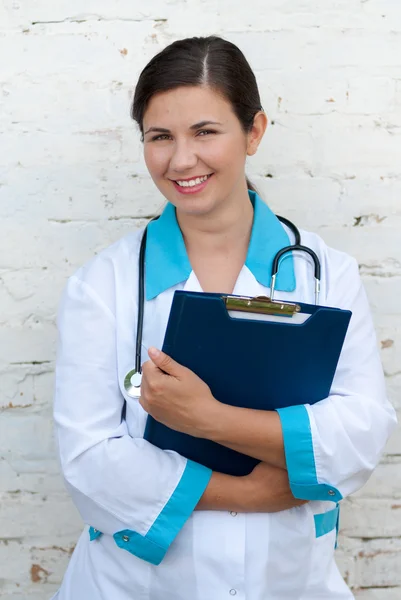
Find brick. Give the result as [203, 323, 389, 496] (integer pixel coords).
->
[255, 72, 396, 117]
[250, 115, 401, 179]
[317, 228, 401, 272]
[0, 408, 55, 460]
[335, 535, 363, 590]
[0, 324, 56, 364]
[1, 129, 141, 169]
[228, 30, 401, 72]
[0, 218, 148, 271]
[335, 549, 357, 590]
[0, 269, 61, 326]
[220, 0, 401, 31]
[252, 177, 401, 232]
[0, 165, 161, 222]
[2, 0, 170, 28]
[354, 588, 401, 600]
[4, 0, 401, 33]
[0, 541, 75, 595]
[340, 497, 401, 538]
[0, 365, 53, 409]
[377, 331, 401, 379]
[355, 461, 401, 500]
[363, 278, 401, 318]
[355, 538, 401, 587]
[0, 21, 154, 81]
[343, 76, 397, 115]
[0, 492, 82, 539]
[0, 78, 134, 133]
[0, 587, 60, 600]
[0, 540, 34, 591]
[0, 459, 66, 496]
[0, 540, 73, 594]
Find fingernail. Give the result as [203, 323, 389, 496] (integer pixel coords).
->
[149, 347, 161, 358]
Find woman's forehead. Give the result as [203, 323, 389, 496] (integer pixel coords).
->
[143, 86, 234, 128]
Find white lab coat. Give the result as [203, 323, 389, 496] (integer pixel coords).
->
[52, 193, 397, 600]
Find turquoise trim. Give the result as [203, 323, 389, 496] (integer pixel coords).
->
[245, 191, 296, 292]
[145, 191, 296, 300]
[145, 459, 212, 549]
[114, 529, 166, 564]
[314, 504, 340, 538]
[145, 202, 192, 301]
[277, 405, 343, 502]
[88, 526, 102, 541]
[290, 482, 342, 502]
[114, 460, 212, 565]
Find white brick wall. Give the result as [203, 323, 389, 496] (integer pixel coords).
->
[0, 1, 400, 597]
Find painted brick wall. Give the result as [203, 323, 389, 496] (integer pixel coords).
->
[0, 1, 400, 597]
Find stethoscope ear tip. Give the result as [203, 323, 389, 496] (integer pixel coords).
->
[124, 369, 142, 398]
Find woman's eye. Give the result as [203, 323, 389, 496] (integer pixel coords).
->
[150, 130, 216, 141]
[197, 129, 216, 136]
[152, 134, 172, 141]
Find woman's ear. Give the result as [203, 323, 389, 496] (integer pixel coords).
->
[247, 112, 268, 156]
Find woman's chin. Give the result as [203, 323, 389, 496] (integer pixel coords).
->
[173, 196, 218, 217]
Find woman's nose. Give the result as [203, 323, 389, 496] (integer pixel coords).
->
[169, 139, 198, 173]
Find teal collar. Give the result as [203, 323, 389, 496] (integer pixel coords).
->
[145, 190, 296, 300]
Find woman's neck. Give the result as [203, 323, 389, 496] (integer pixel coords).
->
[176, 190, 254, 257]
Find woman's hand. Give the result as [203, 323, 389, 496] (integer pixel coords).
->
[139, 347, 220, 437]
[240, 462, 307, 513]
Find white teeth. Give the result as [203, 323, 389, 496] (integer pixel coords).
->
[176, 175, 209, 187]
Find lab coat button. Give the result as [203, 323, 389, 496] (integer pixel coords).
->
[122, 535, 130, 542]
[328, 490, 336, 496]
[230, 511, 237, 516]
[229, 590, 237, 596]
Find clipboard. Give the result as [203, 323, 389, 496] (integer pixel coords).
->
[143, 291, 352, 476]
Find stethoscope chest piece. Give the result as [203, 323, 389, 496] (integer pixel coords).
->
[124, 369, 142, 398]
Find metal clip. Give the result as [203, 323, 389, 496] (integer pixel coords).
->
[223, 295, 301, 317]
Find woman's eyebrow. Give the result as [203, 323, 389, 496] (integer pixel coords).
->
[189, 120, 222, 130]
[144, 121, 222, 136]
[144, 126, 170, 135]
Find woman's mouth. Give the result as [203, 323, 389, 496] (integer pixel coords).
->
[171, 174, 213, 194]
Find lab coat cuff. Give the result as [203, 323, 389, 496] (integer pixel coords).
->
[276, 404, 342, 502]
[114, 459, 212, 565]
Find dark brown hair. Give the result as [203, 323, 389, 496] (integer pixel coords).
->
[131, 36, 263, 192]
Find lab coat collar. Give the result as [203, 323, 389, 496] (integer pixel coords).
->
[145, 190, 296, 300]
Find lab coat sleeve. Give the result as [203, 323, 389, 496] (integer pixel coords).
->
[54, 274, 212, 565]
[276, 254, 397, 502]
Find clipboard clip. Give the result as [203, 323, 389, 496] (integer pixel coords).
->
[223, 295, 301, 317]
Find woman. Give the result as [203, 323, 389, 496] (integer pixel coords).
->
[53, 36, 396, 599]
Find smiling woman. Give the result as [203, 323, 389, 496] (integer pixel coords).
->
[52, 35, 397, 600]
[130, 38, 268, 293]
[132, 36, 263, 198]
[140, 84, 267, 228]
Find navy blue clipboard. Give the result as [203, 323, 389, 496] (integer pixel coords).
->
[143, 291, 352, 476]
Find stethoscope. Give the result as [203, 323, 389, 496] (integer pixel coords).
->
[124, 215, 321, 398]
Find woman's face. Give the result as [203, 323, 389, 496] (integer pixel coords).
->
[142, 85, 261, 216]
